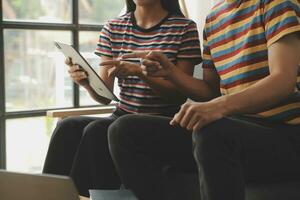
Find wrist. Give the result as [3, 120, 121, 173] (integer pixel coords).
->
[83, 84, 92, 90]
[136, 66, 144, 77]
[210, 95, 234, 117]
[165, 64, 178, 80]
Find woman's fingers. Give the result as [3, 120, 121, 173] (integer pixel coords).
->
[68, 64, 87, 78]
[101, 60, 121, 77]
[140, 59, 165, 77]
[141, 59, 161, 70]
[70, 71, 87, 80]
[146, 52, 174, 70]
[121, 52, 149, 59]
[107, 67, 119, 77]
[65, 57, 72, 65]
[100, 60, 120, 66]
[68, 64, 82, 73]
[146, 51, 165, 62]
[108, 66, 127, 77]
[145, 51, 160, 60]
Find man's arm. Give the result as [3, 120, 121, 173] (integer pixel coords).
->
[171, 33, 300, 131]
[122, 51, 221, 102]
[166, 66, 221, 102]
[221, 33, 300, 115]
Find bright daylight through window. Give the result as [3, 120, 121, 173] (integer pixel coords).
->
[1, 0, 124, 173]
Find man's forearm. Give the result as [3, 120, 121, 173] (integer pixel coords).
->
[167, 67, 220, 102]
[217, 74, 296, 116]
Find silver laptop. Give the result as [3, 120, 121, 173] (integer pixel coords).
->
[0, 170, 80, 200]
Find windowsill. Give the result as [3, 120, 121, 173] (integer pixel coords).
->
[46, 104, 116, 119]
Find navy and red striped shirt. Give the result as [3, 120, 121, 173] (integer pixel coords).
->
[95, 12, 202, 115]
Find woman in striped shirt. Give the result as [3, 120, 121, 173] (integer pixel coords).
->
[43, 0, 202, 197]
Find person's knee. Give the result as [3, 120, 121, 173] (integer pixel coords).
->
[108, 115, 134, 143]
[52, 116, 84, 139]
[81, 119, 113, 146]
[108, 115, 139, 153]
[192, 118, 239, 163]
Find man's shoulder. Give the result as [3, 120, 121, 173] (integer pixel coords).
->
[211, 0, 227, 12]
[205, 0, 228, 22]
[206, 0, 263, 23]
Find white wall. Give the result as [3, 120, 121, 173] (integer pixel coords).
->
[184, 0, 219, 79]
[185, 0, 217, 44]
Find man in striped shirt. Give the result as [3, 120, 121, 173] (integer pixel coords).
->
[107, 0, 300, 200]
[174, 0, 300, 199]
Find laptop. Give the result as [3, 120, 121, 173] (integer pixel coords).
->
[0, 170, 80, 200]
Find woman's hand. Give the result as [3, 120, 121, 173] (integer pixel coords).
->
[170, 98, 228, 132]
[100, 60, 143, 78]
[65, 58, 89, 87]
[121, 51, 177, 78]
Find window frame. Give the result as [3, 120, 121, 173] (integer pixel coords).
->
[0, 0, 106, 169]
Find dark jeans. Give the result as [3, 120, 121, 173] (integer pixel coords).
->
[108, 114, 196, 200]
[108, 115, 300, 200]
[43, 108, 128, 196]
[193, 116, 300, 200]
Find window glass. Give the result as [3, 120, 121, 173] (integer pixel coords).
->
[6, 117, 57, 173]
[79, 31, 101, 106]
[3, 0, 72, 23]
[79, 0, 125, 24]
[4, 30, 73, 112]
[79, 31, 120, 106]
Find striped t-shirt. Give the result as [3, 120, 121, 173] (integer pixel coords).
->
[203, 0, 300, 124]
[95, 12, 202, 115]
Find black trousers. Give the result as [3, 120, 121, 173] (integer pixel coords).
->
[108, 114, 300, 200]
[43, 108, 128, 196]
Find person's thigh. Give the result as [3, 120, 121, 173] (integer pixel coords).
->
[239, 120, 300, 182]
[108, 114, 196, 200]
[194, 117, 300, 182]
[109, 114, 196, 171]
[192, 117, 300, 200]
[43, 116, 101, 175]
[70, 115, 122, 195]
[51, 116, 100, 145]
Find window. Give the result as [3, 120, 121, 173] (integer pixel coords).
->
[79, 31, 101, 106]
[3, 0, 72, 23]
[0, 0, 124, 172]
[4, 30, 73, 111]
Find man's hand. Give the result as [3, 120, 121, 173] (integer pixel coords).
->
[121, 51, 177, 78]
[170, 98, 228, 132]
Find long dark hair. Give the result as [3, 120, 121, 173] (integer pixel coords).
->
[126, 0, 184, 17]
